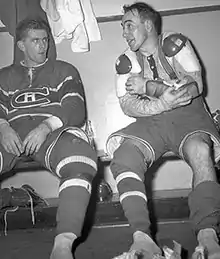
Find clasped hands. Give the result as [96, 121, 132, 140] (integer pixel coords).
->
[125, 73, 193, 110]
[0, 122, 51, 156]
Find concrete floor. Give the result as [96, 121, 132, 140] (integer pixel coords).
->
[0, 219, 197, 259]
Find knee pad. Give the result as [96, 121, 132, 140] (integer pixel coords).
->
[110, 140, 148, 180]
[48, 132, 97, 179]
[59, 172, 94, 194]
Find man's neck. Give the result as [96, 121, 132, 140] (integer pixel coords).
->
[139, 34, 159, 57]
[21, 58, 48, 68]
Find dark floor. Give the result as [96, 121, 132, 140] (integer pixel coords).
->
[0, 219, 197, 259]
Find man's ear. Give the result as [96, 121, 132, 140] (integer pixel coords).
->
[144, 19, 153, 32]
[17, 40, 25, 52]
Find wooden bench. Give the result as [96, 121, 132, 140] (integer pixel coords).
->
[0, 148, 219, 232]
[1, 109, 219, 185]
[0, 149, 110, 185]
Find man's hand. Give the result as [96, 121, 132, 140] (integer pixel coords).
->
[174, 81, 199, 99]
[0, 123, 23, 156]
[125, 74, 147, 95]
[160, 86, 193, 110]
[125, 75, 169, 98]
[23, 122, 51, 156]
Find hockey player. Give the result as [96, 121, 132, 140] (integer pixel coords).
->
[0, 17, 97, 259]
[106, 2, 220, 259]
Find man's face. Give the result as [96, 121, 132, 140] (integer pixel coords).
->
[121, 10, 148, 52]
[18, 29, 49, 66]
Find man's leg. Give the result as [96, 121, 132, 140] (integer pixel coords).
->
[182, 132, 220, 259]
[36, 132, 97, 259]
[110, 139, 162, 259]
[0, 144, 18, 174]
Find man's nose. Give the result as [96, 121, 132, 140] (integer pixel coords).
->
[39, 40, 47, 50]
[122, 30, 128, 38]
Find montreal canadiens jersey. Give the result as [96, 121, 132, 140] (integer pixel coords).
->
[0, 59, 86, 134]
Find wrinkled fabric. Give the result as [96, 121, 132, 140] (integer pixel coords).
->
[41, 0, 101, 52]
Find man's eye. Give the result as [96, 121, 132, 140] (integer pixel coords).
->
[127, 24, 134, 30]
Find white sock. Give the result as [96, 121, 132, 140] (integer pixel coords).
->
[198, 228, 218, 245]
[133, 231, 154, 243]
[53, 232, 77, 249]
[131, 230, 161, 255]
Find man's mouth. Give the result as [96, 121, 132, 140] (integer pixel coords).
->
[127, 39, 135, 46]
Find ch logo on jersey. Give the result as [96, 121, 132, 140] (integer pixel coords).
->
[11, 87, 51, 108]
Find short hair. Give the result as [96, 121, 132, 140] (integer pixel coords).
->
[123, 2, 162, 34]
[16, 17, 51, 42]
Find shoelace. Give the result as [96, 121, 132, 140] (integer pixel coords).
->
[3, 191, 34, 236]
[3, 187, 48, 236]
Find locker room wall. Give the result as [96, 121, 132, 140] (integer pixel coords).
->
[1, 6, 220, 198]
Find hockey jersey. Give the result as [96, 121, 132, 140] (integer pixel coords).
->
[0, 59, 86, 140]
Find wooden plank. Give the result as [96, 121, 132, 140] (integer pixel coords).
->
[97, 5, 220, 23]
[0, 5, 220, 34]
[0, 195, 189, 231]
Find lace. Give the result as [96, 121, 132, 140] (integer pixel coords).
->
[2, 186, 48, 236]
[4, 206, 19, 236]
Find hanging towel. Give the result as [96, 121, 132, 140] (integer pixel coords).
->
[41, 0, 101, 52]
[0, 0, 57, 64]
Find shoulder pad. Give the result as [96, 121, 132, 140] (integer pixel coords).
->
[162, 33, 187, 57]
[115, 48, 141, 75]
[115, 54, 132, 74]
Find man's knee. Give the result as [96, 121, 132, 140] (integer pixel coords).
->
[110, 139, 150, 179]
[55, 133, 97, 160]
[182, 133, 213, 162]
[48, 133, 97, 181]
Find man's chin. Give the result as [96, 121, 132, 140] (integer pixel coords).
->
[37, 56, 47, 64]
[129, 45, 138, 52]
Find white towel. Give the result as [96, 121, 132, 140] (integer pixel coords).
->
[41, 0, 101, 52]
[0, 20, 6, 27]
